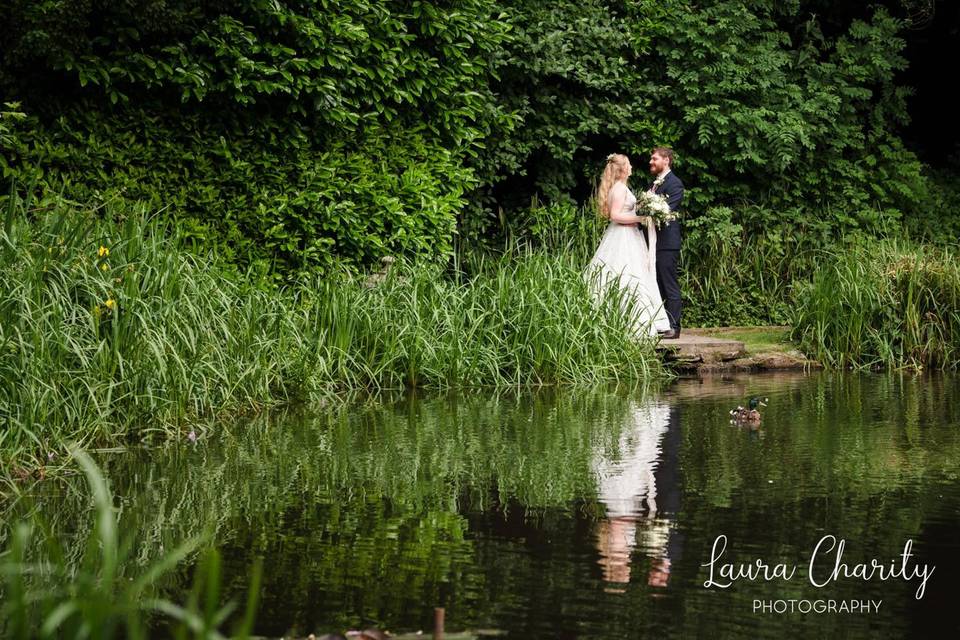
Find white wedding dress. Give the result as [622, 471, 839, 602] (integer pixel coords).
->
[584, 185, 672, 337]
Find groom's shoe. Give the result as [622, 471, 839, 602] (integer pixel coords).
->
[659, 329, 679, 340]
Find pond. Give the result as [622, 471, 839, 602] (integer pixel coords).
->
[9, 371, 960, 638]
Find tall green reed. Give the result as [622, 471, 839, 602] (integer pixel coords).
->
[0, 189, 667, 477]
[0, 449, 262, 639]
[790, 239, 960, 369]
[479, 199, 960, 369]
[678, 205, 828, 327]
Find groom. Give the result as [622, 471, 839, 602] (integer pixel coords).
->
[646, 147, 683, 339]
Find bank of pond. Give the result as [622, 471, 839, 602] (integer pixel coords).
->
[2, 195, 959, 478]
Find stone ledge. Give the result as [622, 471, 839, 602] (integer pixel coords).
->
[655, 332, 747, 364]
[657, 327, 822, 373]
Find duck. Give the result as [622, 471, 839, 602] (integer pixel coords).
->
[730, 396, 768, 424]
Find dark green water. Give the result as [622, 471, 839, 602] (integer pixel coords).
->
[10, 371, 960, 637]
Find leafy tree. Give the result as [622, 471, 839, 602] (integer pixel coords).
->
[0, 0, 949, 283]
[1, 0, 515, 274]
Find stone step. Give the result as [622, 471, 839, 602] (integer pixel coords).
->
[655, 329, 747, 364]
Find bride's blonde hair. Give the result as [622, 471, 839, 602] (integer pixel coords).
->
[596, 153, 629, 218]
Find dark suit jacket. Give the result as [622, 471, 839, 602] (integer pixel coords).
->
[652, 171, 683, 251]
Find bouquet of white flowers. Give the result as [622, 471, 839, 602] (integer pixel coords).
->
[636, 190, 677, 228]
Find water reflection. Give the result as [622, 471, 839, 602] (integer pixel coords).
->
[4, 372, 960, 638]
[593, 400, 680, 592]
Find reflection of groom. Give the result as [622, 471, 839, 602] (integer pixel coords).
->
[644, 147, 683, 339]
[592, 401, 685, 591]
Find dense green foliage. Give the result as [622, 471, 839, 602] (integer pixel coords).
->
[0, 193, 665, 475]
[486, 0, 926, 224]
[1, 0, 514, 275]
[2, 0, 954, 289]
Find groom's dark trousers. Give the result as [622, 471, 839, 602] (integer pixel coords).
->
[652, 171, 684, 334]
[656, 249, 681, 333]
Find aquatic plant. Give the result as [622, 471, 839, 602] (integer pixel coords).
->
[0, 449, 262, 639]
[791, 240, 960, 370]
[0, 190, 666, 477]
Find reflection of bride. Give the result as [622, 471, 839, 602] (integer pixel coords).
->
[584, 153, 671, 338]
[594, 400, 670, 518]
[592, 398, 678, 590]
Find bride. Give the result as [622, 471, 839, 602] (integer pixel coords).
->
[584, 153, 671, 337]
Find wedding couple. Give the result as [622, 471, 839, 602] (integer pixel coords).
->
[586, 147, 683, 339]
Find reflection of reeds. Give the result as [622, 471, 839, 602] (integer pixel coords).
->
[4, 388, 653, 634]
[0, 449, 261, 639]
[3, 388, 648, 555]
[5, 377, 960, 634]
[791, 241, 960, 369]
[0, 190, 666, 477]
